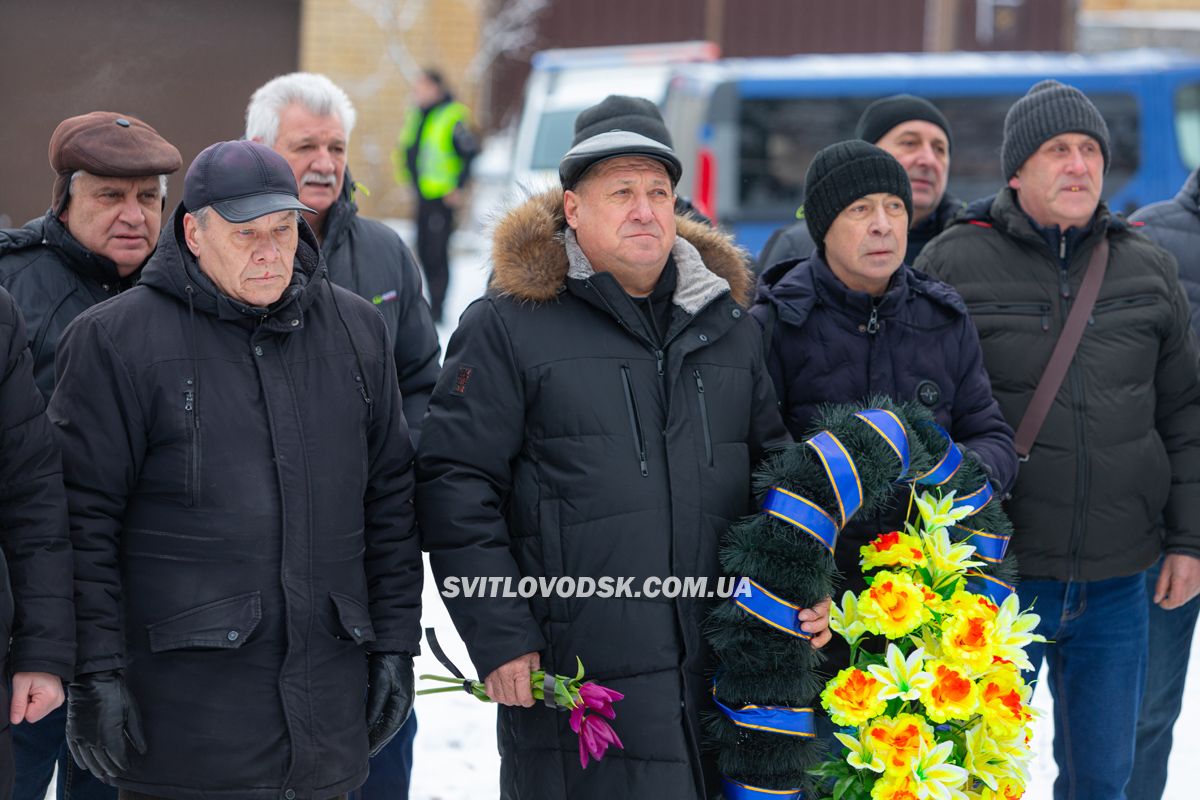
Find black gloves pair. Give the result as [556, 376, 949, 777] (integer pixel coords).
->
[66, 654, 414, 781]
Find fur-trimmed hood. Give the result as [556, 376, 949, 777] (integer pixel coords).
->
[489, 189, 754, 311]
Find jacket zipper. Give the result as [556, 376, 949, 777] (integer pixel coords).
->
[619, 365, 649, 477]
[693, 370, 713, 466]
[184, 388, 200, 507]
[866, 305, 880, 334]
[1057, 243, 1089, 582]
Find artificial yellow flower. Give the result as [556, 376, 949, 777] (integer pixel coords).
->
[977, 667, 1034, 740]
[945, 589, 999, 619]
[940, 608, 998, 675]
[822, 667, 888, 727]
[833, 729, 886, 774]
[972, 777, 1026, 799]
[919, 659, 979, 723]
[871, 772, 923, 800]
[859, 571, 933, 638]
[861, 530, 928, 572]
[909, 739, 970, 800]
[831, 590, 869, 646]
[987, 594, 1046, 673]
[962, 721, 1011, 792]
[924, 526, 984, 588]
[865, 713, 934, 776]
[868, 644, 934, 702]
[914, 489, 973, 533]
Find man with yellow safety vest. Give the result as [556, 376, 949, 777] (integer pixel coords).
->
[394, 68, 478, 324]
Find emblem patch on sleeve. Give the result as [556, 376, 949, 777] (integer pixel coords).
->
[451, 365, 474, 396]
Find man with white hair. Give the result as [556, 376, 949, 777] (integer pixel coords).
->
[247, 72, 441, 444]
[0, 110, 181, 800]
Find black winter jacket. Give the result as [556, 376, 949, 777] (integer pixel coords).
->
[1130, 167, 1200, 336]
[416, 191, 791, 800]
[0, 284, 75, 686]
[750, 254, 1016, 595]
[320, 176, 441, 435]
[48, 210, 421, 800]
[917, 188, 1200, 580]
[0, 213, 138, 400]
[757, 193, 965, 273]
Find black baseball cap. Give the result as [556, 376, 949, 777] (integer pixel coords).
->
[183, 140, 313, 222]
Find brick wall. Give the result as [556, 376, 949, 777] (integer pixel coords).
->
[300, 0, 483, 220]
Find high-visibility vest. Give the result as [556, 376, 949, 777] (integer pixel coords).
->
[394, 101, 468, 200]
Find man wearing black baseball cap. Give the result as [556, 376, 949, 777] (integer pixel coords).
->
[415, 97, 821, 799]
[50, 140, 421, 799]
[759, 93, 960, 271]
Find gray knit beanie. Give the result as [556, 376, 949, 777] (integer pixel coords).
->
[801, 140, 912, 251]
[1001, 79, 1110, 179]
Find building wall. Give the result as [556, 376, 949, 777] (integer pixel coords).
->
[300, 0, 484, 220]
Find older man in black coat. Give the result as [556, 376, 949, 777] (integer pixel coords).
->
[417, 100, 827, 799]
[50, 141, 420, 800]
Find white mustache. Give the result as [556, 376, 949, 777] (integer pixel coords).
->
[301, 172, 336, 187]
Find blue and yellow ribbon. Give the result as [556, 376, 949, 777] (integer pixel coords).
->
[732, 578, 811, 640]
[916, 424, 963, 486]
[712, 688, 815, 738]
[854, 408, 910, 479]
[806, 431, 863, 526]
[721, 777, 804, 799]
[762, 487, 839, 554]
[966, 571, 1017, 605]
[951, 481, 994, 514]
[955, 526, 1011, 564]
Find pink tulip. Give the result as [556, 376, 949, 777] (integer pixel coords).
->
[570, 708, 624, 769]
[578, 681, 624, 719]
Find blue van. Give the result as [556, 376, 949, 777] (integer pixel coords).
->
[661, 49, 1200, 255]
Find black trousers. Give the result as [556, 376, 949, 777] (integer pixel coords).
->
[416, 196, 454, 323]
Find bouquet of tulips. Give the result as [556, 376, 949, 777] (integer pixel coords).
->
[813, 490, 1045, 800]
[420, 653, 624, 768]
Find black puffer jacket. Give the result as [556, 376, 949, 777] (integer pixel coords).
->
[416, 191, 790, 800]
[750, 253, 1016, 595]
[757, 193, 964, 273]
[0, 285, 75, 763]
[1129, 167, 1200, 336]
[320, 175, 441, 435]
[0, 213, 138, 400]
[916, 188, 1200, 580]
[48, 210, 421, 800]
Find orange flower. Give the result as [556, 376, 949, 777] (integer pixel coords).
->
[865, 713, 934, 775]
[821, 667, 888, 727]
[920, 659, 978, 722]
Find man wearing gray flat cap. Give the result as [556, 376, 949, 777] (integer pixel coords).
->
[50, 140, 421, 799]
[416, 97, 824, 798]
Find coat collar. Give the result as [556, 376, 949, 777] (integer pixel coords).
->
[40, 212, 138, 288]
[489, 189, 753, 310]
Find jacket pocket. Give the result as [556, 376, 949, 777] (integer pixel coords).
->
[966, 301, 1051, 331]
[330, 591, 377, 646]
[619, 365, 648, 477]
[693, 369, 713, 466]
[1091, 293, 1158, 319]
[147, 591, 262, 653]
[183, 385, 201, 507]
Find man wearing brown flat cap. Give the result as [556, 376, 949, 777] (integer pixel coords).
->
[0, 111, 180, 800]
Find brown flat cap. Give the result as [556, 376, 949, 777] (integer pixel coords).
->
[49, 111, 182, 210]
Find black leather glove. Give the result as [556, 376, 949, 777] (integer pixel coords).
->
[65, 670, 147, 781]
[366, 653, 414, 757]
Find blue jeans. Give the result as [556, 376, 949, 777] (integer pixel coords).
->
[1019, 573, 1149, 800]
[12, 703, 114, 800]
[1127, 559, 1200, 800]
[349, 711, 417, 800]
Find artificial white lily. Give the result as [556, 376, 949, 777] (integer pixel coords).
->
[868, 643, 934, 702]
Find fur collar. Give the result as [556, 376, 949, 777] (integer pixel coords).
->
[489, 189, 753, 311]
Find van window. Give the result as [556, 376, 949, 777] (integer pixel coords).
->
[1177, 82, 1200, 171]
[737, 92, 1140, 217]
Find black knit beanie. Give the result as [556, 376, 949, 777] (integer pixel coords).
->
[1001, 79, 1110, 179]
[855, 94, 952, 153]
[572, 95, 672, 148]
[801, 140, 912, 251]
